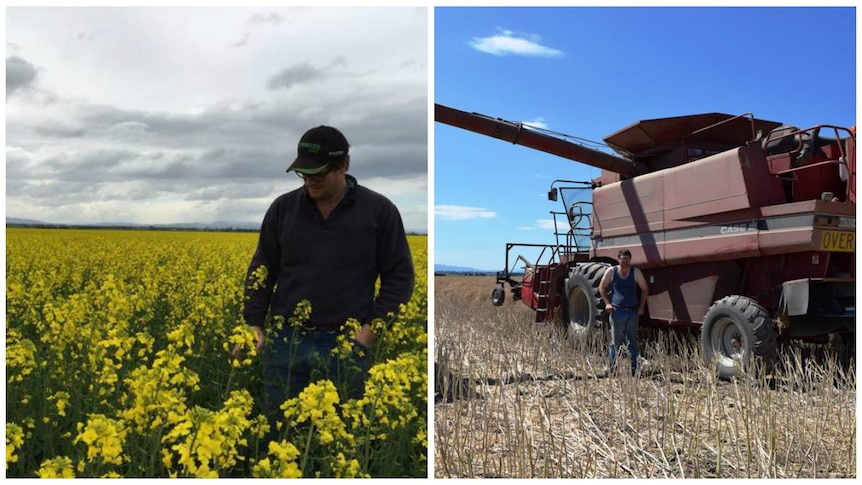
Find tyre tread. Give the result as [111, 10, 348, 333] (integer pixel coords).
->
[702, 295, 779, 378]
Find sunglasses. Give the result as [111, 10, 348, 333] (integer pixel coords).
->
[295, 164, 333, 181]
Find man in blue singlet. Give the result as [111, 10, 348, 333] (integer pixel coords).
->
[598, 249, 649, 376]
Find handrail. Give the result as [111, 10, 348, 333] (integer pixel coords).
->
[765, 125, 854, 201]
[763, 125, 851, 159]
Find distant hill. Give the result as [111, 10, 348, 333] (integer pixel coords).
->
[6, 217, 46, 226]
[7, 217, 427, 235]
[435, 264, 495, 274]
[6, 217, 260, 232]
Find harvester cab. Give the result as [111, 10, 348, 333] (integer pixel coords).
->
[436, 103, 855, 378]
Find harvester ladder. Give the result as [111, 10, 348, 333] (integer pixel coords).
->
[535, 265, 553, 322]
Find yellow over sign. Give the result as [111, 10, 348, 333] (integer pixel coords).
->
[819, 230, 855, 252]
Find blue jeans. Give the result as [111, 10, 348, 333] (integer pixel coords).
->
[261, 330, 371, 444]
[608, 308, 639, 374]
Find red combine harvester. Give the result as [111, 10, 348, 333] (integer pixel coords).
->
[436, 104, 855, 378]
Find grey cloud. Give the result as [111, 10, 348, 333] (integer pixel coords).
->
[27, 182, 153, 204]
[107, 120, 152, 133]
[129, 152, 197, 180]
[22, 142, 279, 185]
[232, 12, 288, 47]
[5, 147, 36, 181]
[249, 12, 286, 25]
[7, 56, 38, 96]
[13, 89, 426, 181]
[183, 180, 280, 202]
[333, 97, 427, 180]
[267, 63, 323, 90]
[76, 106, 190, 136]
[267, 57, 346, 90]
[41, 147, 137, 178]
[33, 122, 87, 138]
[230, 33, 250, 48]
[8, 73, 426, 225]
[191, 146, 293, 181]
[8, 179, 95, 203]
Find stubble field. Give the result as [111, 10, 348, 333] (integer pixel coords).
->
[434, 275, 856, 478]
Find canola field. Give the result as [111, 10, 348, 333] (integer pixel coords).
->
[5, 228, 428, 478]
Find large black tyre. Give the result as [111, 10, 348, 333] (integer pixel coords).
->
[701, 295, 779, 379]
[564, 262, 610, 337]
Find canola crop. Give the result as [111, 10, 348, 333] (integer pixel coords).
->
[6, 228, 428, 478]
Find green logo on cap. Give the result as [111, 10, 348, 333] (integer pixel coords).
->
[299, 141, 322, 154]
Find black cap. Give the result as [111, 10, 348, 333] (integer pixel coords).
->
[286, 125, 350, 174]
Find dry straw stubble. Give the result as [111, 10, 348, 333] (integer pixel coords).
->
[434, 275, 855, 478]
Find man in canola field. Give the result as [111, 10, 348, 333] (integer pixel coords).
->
[241, 125, 415, 440]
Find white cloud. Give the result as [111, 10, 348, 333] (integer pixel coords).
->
[435, 205, 497, 221]
[522, 117, 548, 130]
[535, 219, 557, 230]
[469, 29, 564, 58]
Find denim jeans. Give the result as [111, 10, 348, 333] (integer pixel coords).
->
[608, 308, 639, 374]
[261, 330, 372, 445]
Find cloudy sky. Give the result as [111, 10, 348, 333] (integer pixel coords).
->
[6, 7, 428, 232]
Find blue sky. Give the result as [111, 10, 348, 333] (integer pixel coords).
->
[434, 6, 856, 272]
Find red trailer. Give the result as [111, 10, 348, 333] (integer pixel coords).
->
[436, 104, 855, 378]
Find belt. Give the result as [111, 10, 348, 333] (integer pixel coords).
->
[615, 306, 638, 311]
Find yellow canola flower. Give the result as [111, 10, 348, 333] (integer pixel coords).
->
[120, 348, 199, 435]
[224, 323, 259, 367]
[6, 229, 427, 478]
[330, 452, 367, 479]
[287, 299, 313, 329]
[135, 331, 155, 358]
[332, 318, 363, 359]
[247, 264, 269, 291]
[252, 440, 302, 478]
[37, 456, 76, 478]
[250, 415, 270, 440]
[49, 391, 71, 417]
[6, 338, 37, 383]
[281, 380, 352, 445]
[163, 390, 254, 478]
[6, 423, 24, 469]
[345, 350, 427, 434]
[414, 427, 427, 448]
[74, 414, 128, 466]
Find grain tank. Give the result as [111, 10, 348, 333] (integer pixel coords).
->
[436, 104, 855, 378]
